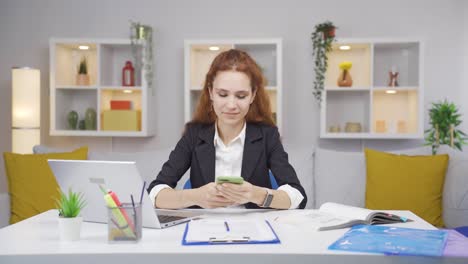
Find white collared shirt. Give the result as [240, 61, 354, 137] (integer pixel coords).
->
[213, 122, 246, 180]
[149, 122, 304, 209]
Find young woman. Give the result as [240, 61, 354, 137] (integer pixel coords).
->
[147, 49, 307, 209]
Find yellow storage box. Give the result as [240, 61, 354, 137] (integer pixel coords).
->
[102, 110, 141, 131]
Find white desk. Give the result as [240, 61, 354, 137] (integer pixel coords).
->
[0, 209, 465, 264]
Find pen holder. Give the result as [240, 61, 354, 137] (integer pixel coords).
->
[107, 202, 142, 243]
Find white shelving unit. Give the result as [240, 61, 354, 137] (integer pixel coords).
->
[49, 38, 155, 137]
[184, 39, 282, 132]
[320, 39, 423, 139]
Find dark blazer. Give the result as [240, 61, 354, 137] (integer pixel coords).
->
[148, 122, 307, 209]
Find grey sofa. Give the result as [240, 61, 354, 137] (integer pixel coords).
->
[0, 144, 466, 228]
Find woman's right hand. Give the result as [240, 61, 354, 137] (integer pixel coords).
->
[194, 182, 236, 209]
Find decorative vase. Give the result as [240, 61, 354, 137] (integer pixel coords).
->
[76, 74, 90, 86]
[388, 71, 399, 87]
[58, 216, 83, 241]
[67, 111, 79, 130]
[79, 120, 85, 130]
[85, 108, 96, 130]
[337, 69, 353, 87]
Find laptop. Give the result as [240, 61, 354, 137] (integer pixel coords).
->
[48, 159, 203, 229]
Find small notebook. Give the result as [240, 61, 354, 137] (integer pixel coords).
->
[329, 225, 448, 257]
[182, 219, 280, 245]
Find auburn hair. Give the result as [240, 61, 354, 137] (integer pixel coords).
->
[189, 49, 275, 127]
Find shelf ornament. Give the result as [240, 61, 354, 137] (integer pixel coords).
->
[337, 61, 353, 87]
[130, 21, 154, 92]
[311, 21, 337, 104]
[76, 56, 90, 86]
[425, 100, 467, 154]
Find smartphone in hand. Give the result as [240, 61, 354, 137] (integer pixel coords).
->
[216, 176, 244, 184]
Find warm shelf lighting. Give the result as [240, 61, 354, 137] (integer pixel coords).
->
[339, 45, 351, 51]
[123, 89, 133, 94]
[209, 46, 220, 51]
[12, 67, 40, 154]
[386, 90, 397, 94]
[78, 45, 89, 50]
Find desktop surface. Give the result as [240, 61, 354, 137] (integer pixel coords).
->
[0, 209, 465, 264]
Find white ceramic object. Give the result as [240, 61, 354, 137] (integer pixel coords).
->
[58, 216, 83, 241]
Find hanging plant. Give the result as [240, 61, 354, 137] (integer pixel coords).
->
[311, 21, 337, 104]
[424, 100, 467, 155]
[130, 21, 154, 92]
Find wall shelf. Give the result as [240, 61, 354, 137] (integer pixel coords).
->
[320, 39, 423, 139]
[50, 38, 155, 137]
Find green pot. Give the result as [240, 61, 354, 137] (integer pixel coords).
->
[85, 108, 96, 130]
[67, 111, 79, 130]
[78, 120, 85, 130]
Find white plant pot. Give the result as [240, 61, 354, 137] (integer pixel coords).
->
[58, 216, 83, 241]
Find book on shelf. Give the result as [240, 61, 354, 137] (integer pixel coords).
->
[275, 202, 411, 231]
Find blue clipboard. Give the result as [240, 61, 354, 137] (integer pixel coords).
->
[182, 220, 281, 246]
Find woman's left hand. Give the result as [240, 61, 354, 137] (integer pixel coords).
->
[216, 181, 266, 205]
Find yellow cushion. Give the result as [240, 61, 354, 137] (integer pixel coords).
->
[364, 148, 448, 227]
[3, 147, 88, 224]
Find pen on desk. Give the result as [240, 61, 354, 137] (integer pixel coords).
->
[139, 181, 146, 204]
[130, 194, 138, 237]
[224, 221, 230, 232]
[130, 194, 137, 216]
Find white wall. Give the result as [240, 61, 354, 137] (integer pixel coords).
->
[0, 0, 466, 194]
[462, 0, 468, 134]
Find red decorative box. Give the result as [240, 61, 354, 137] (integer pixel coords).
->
[110, 100, 132, 110]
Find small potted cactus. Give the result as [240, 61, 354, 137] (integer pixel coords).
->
[76, 56, 90, 86]
[55, 188, 86, 241]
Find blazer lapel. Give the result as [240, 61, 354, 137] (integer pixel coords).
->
[195, 125, 216, 184]
[241, 123, 263, 181]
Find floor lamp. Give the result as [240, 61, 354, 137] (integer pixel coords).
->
[11, 67, 40, 154]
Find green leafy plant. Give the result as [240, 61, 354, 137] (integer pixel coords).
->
[424, 100, 467, 154]
[311, 21, 337, 104]
[78, 56, 88, 75]
[55, 188, 86, 218]
[130, 20, 154, 91]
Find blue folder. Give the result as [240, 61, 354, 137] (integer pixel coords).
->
[182, 220, 280, 246]
[328, 225, 449, 257]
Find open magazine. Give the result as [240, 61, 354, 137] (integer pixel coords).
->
[275, 202, 412, 231]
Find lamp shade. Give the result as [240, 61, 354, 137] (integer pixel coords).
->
[12, 67, 40, 154]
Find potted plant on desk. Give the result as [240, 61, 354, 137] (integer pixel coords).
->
[55, 188, 86, 241]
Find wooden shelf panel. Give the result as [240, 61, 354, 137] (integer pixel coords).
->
[54, 43, 98, 87]
[373, 42, 419, 87]
[326, 43, 372, 88]
[372, 90, 419, 134]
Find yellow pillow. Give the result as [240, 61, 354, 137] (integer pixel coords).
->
[364, 148, 448, 227]
[3, 147, 88, 224]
